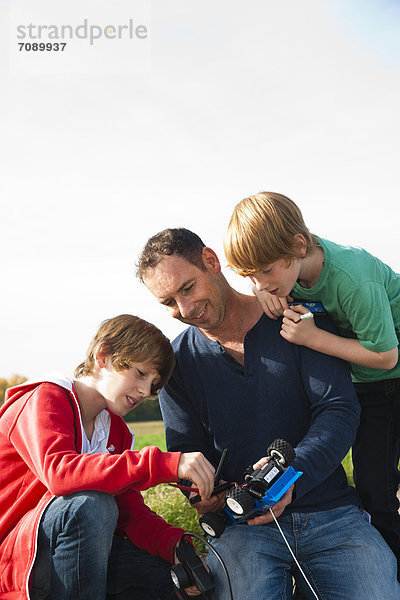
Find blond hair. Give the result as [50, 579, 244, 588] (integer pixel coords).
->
[74, 314, 175, 394]
[224, 191, 318, 277]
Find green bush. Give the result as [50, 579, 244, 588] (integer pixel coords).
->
[124, 398, 162, 422]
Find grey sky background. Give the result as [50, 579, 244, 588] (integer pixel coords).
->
[1, 0, 399, 379]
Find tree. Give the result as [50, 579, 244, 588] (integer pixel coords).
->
[0, 379, 8, 405]
[0, 375, 27, 406]
[124, 396, 162, 422]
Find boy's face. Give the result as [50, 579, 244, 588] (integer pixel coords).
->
[249, 258, 302, 298]
[97, 358, 160, 417]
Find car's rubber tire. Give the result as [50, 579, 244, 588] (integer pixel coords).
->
[199, 512, 226, 538]
[226, 487, 254, 516]
[267, 438, 296, 466]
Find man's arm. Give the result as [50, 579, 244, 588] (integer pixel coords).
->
[159, 362, 220, 467]
[288, 322, 361, 501]
[160, 318, 360, 514]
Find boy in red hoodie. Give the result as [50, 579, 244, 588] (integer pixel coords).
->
[0, 314, 214, 600]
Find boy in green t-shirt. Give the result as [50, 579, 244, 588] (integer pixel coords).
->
[224, 191, 400, 578]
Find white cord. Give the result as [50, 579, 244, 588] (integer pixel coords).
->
[269, 509, 320, 600]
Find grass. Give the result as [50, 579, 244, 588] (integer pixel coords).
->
[130, 420, 167, 452]
[128, 420, 355, 552]
[129, 420, 166, 438]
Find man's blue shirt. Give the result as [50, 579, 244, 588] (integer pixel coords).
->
[159, 313, 360, 512]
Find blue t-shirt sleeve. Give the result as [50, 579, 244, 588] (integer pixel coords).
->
[291, 341, 360, 501]
[159, 363, 219, 467]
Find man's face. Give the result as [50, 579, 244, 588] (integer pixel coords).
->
[143, 252, 227, 332]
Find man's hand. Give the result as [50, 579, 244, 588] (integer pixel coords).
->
[252, 285, 292, 320]
[281, 304, 317, 346]
[189, 483, 228, 514]
[177, 453, 215, 500]
[247, 485, 294, 526]
[246, 454, 294, 526]
[252, 455, 270, 470]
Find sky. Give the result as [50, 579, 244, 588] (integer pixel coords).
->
[1, 0, 399, 380]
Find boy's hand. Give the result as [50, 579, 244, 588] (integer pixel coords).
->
[281, 304, 317, 346]
[173, 547, 210, 597]
[177, 453, 215, 500]
[252, 286, 293, 320]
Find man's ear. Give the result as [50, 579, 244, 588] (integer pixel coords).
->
[201, 247, 222, 273]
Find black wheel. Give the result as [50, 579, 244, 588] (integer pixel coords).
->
[226, 487, 254, 516]
[267, 439, 296, 466]
[171, 563, 191, 590]
[199, 512, 226, 538]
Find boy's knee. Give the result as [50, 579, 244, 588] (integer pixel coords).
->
[68, 491, 118, 531]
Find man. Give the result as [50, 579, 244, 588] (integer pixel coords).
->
[137, 228, 400, 600]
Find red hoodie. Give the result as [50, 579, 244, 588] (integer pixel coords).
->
[0, 374, 184, 599]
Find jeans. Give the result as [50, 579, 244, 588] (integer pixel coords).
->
[30, 491, 176, 600]
[206, 505, 400, 600]
[353, 378, 400, 578]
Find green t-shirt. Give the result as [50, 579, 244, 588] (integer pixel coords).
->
[291, 238, 400, 383]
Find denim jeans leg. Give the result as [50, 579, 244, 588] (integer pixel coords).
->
[353, 379, 400, 577]
[106, 536, 176, 600]
[206, 506, 400, 600]
[292, 506, 400, 600]
[31, 491, 118, 600]
[206, 521, 297, 600]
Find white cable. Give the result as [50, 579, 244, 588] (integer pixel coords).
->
[269, 508, 320, 600]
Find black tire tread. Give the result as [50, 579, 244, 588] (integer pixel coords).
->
[226, 486, 254, 516]
[199, 512, 226, 538]
[267, 438, 296, 466]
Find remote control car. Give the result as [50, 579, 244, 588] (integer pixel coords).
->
[199, 439, 302, 538]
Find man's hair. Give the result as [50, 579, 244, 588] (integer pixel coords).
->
[224, 191, 318, 277]
[74, 314, 175, 394]
[136, 228, 206, 281]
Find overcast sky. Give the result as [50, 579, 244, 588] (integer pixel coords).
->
[1, 0, 399, 380]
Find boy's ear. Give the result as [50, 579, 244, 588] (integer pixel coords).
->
[293, 234, 308, 258]
[201, 247, 221, 273]
[94, 354, 107, 369]
[94, 343, 110, 368]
